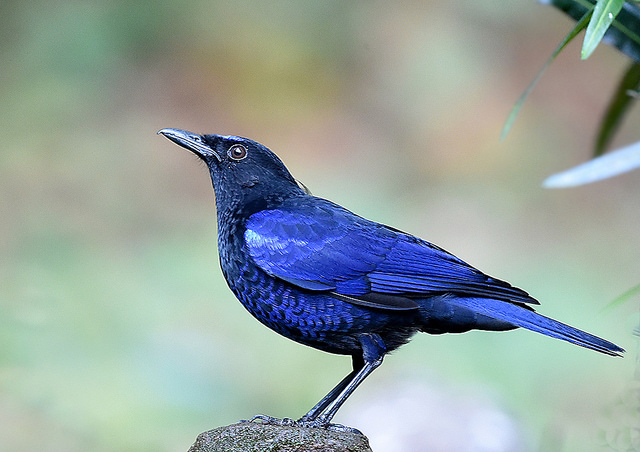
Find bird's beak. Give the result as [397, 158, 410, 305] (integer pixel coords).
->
[158, 128, 222, 162]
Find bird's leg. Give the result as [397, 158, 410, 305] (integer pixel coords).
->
[299, 355, 364, 422]
[315, 357, 382, 429]
[242, 365, 361, 429]
[298, 334, 386, 431]
[246, 334, 386, 433]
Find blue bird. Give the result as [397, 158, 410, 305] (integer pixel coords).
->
[159, 128, 623, 430]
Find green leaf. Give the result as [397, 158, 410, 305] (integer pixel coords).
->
[595, 61, 640, 157]
[501, 11, 592, 140]
[582, 0, 625, 59]
[601, 282, 640, 313]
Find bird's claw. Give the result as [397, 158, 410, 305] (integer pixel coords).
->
[322, 422, 363, 435]
[242, 414, 295, 426]
[242, 414, 362, 435]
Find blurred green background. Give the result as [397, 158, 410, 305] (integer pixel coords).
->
[1, 1, 638, 451]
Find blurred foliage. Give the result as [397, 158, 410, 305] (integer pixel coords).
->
[0, 1, 637, 451]
[509, 0, 640, 186]
[595, 61, 640, 156]
[501, 9, 593, 141]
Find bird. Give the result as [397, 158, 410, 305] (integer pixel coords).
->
[158, 128, 624, 431]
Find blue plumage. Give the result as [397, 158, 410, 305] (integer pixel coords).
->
[246, 197, 539, 307]
[159, 128, 624, 430]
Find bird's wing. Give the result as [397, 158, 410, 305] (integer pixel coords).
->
[245, 198, 537, 311]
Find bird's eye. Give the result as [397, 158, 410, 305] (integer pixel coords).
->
[228, 144, 248, 161]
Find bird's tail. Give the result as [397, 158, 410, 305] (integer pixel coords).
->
[448, 297, 624, 356]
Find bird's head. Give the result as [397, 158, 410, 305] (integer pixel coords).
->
[159, 128, 305, 216]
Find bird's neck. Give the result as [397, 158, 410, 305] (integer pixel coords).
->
[214, 190, 303, 244]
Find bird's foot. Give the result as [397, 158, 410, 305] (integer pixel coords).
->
[322, 422, 363, 435]
[243, 414, 362, 435]
[297, 414, 364, 435]
[242, 414, 296, 426]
